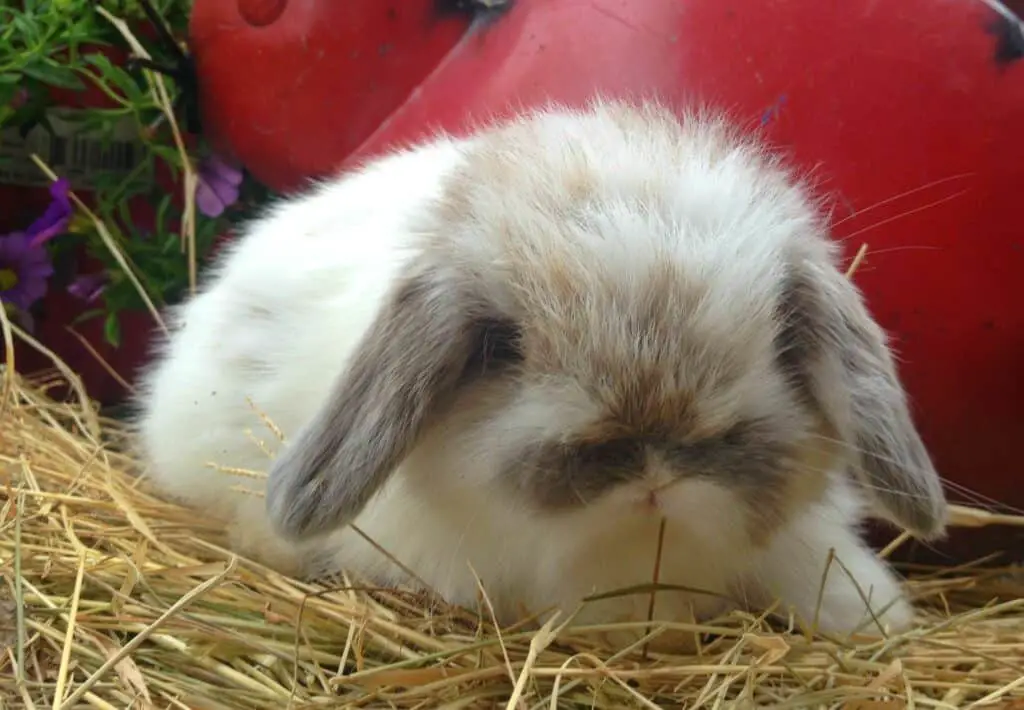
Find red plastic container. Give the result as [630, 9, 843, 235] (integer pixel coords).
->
[189, 0, 472, 192]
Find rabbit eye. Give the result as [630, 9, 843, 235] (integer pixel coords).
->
[479, 318, 523, 366]
[661, 417, 791, 484]
[507, 437, 646, 510]
[575, 438, 645, 469]
[460, 317, 523, 381]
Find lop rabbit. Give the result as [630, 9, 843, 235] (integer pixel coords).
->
[134, 100, 947, 640]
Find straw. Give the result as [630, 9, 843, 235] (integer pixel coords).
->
[2, 352, 1024, 709]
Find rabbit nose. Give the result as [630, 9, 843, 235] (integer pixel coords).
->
[629, 488, 661, 513]
[644, 464, 675, 492]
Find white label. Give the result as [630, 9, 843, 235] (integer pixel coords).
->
[0, 109, 154, 191]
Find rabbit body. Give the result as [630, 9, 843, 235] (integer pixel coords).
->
[134, 101, 946, 641]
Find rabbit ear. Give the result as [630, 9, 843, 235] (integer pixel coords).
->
[265, 261, 500, 540]
[777, 254, 948, 540]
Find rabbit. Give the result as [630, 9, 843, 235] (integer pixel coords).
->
[133, 99, 948, 643]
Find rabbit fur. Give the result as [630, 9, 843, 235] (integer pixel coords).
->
[133, 99, 947, 642]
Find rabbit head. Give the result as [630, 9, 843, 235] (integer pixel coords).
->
[264, 101, 947, 549]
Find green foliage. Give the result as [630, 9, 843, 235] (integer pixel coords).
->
[0, 1, 188, 119]
[0, 0, 276, 345]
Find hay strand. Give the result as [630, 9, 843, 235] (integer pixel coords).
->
[2, 327, 1024, 708]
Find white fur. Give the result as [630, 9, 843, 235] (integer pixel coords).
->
[136, 138, 467, 570]
[135, 103, 917, 644]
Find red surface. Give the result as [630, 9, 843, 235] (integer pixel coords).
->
[188, 0, 471, 191]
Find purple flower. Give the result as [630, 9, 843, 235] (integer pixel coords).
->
[9, 87, 29, 110]
[27, 178, 73, 247]
[0, 231, 54, 312]
[68, 272, 107, 302]
[195, 154, 244, 218]
[0, 179, 71, 315]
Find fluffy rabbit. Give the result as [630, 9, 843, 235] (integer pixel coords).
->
[134, 100, 947, 641]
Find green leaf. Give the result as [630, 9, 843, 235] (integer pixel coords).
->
[148, 143, 183, 168]
[154, 193, 173, 236]
[71, 308, 105, 326]
[10, 12, 40, 45]
[0, 83, 16, 109]
[21, 62, 85, 90]
[116, 195, 136, 230]
[162, 230, 180, 252]
[83, 52, 147, 105]
[103, 312, 122, 348]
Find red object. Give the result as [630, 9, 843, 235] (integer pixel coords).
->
[179, 1, 1024, 557]
[189, 0, 472, 191]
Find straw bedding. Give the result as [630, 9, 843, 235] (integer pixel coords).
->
[3, 363, 1024, 709]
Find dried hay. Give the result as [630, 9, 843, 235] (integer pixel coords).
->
[2, 359, 1024, 709]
